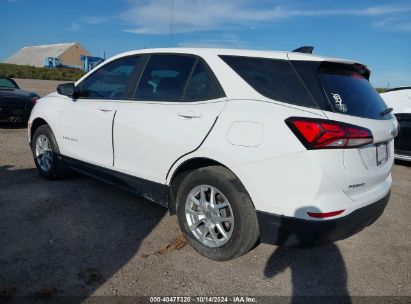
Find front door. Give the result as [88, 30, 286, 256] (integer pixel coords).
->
[59, 55, 142, 168]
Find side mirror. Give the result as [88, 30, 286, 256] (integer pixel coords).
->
[57, 83, 77, 98]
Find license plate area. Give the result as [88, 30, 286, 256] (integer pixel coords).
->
[376, 142, 388, 166]
[11, 107, 24, 115]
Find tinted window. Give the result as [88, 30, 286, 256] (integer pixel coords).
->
[78, 56, 140, 99]
[220, 55, 317, 108]
[289, 61, 333, 111]
[184, 60, 224, 101]
[135, 55, 196, 101]
[395, 114, 411, 153]
[0, 78, 18, 89]
[318, 62, 392, 120]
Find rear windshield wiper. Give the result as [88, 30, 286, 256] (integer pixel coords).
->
[380, 107, 393, 117]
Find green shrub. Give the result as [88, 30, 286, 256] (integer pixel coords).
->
[0, 63, 85, 81]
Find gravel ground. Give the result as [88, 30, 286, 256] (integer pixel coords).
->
[13, 78, 72, 97]
[0, 81, 410, 302]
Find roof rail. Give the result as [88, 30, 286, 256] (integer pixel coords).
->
[384, 86, 411, 93]
[292, 46, 314, 54]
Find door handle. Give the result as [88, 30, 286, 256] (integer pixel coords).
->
[98, 107, 114, 113]
[178, 111, 203, 119]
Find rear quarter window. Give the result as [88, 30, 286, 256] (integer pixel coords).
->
[219, 55, 318, 108]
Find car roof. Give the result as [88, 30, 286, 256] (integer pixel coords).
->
[382, 86, 411, 93]
[380, 87, 411, 114]
[109, 47, 357, 65]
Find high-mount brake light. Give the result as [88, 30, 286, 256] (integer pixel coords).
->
[285, 117, 373, 149]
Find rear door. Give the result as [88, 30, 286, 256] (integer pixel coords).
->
[113, 54, 227, 184]
[59, 55, 141, 167]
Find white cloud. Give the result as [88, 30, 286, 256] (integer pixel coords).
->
[374, 17, 411, 32]
[177, 33, 251, 48]
[121, 0, 411, 34]
[81, 16, 111, 25]
[68, 22, 81, 32]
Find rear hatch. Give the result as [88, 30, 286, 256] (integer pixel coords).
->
[290, 58, 397, 201]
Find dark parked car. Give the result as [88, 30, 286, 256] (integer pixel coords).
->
[380, 87, 411, 161]
[0, 77, 40, 123]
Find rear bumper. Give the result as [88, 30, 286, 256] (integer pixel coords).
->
[0, 105, 31, 122]
[394, 149, 411, 162]
[257, 191, 390, 246]
[395, 154, 411, 162]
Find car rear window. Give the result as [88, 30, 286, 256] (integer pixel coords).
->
[0, 78, 18, 89]
[317, 62, 392, 120]
[219, 55, 319, 108]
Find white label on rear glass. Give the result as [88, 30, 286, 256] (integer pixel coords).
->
[331, 93, 348, 112]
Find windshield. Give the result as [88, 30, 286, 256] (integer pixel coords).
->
[0, 78, 19, 89]
[318, 63, 392, 120]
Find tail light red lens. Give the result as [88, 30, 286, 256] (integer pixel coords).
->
[285, 117, 373, 149]
[31, 96, 39, 105]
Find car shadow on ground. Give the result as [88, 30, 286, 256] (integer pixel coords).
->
[0, 165, 168, 302]
[395, 159, 411, 167]
[263, 207, 351, 303]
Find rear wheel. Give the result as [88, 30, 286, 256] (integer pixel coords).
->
[32, 125, 67, 179]
[176, 166, 259, 261]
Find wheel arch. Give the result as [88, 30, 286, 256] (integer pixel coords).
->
[30, 117, 49, 141]
[167, 157, 253, 215]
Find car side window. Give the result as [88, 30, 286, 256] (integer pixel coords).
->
[184, 60, 222, 102]
[135, 55, 196, 102]
[220, 55, 317, 108]
[78, 56, 140, 100]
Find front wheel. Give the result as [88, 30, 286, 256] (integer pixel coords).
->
[31, 125, 67, 179]
[176, 166, 259, 261]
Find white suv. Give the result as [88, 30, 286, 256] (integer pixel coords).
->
[28, 48, 397, 260]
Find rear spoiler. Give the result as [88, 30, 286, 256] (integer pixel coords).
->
[317, 62, 371, 80]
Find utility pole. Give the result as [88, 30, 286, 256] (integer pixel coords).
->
[169, 0, 174, 47]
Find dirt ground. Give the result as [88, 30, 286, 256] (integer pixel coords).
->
[0, 80, 410, 302]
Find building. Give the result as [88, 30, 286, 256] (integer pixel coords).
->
[3, 42, 90, 67]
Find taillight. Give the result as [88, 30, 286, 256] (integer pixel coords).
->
[285, 117, 373, 149]
[31, 96, 39, 105]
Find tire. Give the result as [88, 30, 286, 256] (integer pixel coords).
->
[31, 125, 68, 179]
[176, 166, 259, 261]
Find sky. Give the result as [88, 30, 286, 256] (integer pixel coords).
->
[1, 0, 410, 87]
